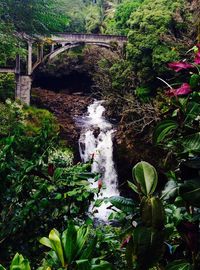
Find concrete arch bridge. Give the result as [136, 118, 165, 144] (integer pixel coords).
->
[0, 33, 127, 104]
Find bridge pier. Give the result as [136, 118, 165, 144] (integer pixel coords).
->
[15, 75, 32, 105]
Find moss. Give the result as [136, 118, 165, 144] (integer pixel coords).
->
[23, 106, 59, 137]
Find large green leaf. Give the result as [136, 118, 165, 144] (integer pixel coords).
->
[165, 260, 192, 270]
[49, 229, 65, 267]
[181, 132, 200, 153]
[62, 221, 77, 264]
[153, 120, 178, 144]
[76, 226, 90, 259]
[109, 196, 135, 213]
[0, 265, 5, 270]
[179, 178, 200, 207]
[132, 161, 158, 196]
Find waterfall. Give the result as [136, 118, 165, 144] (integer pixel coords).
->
[78, 100, 119, 221]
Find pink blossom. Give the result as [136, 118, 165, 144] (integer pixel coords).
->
[194, 51, 200, 65]
[98, 179, 103, 191]
[166, 83, 192, 97]
[120, 235, 132, 248]
[168, 62, 193, 72]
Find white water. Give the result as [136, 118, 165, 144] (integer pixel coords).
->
[78, 100, 119, 221]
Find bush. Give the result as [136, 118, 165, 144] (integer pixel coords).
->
[0, 101, 96, 263]
[0, 73, 15, 101]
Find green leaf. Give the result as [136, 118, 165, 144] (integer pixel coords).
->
[185, 102, 200, 123]
[76, 226, 90, 259]
[76, 259, 91, 270]
[49, 229, 65, 267]
[181, 132, 200, 153]
[179, 178, 200, 207]
[189, 74, 200, 89]
[80, 236, 97, 260]
[39, 237, 52, 249]
[153, 120, 178, 144]
[132, 161, 158, 196]
[62, 221, 77, 264]
[109, 196, 134, 213]
[91, 260, 112, 270]
[53, 168, 64, 180]
[77, 172, 96, 180]
[10, 253, 31, 270]
[0, 265, 6, 270]
[165, 260, 192, 270]
[127, 181, 138, 194]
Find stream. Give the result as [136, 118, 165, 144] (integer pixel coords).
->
[78, 100, 119, 221]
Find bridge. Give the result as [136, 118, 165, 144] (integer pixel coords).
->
[0, 33, 127, 104]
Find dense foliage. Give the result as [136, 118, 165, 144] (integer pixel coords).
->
[0, 0, 200, 270]
[0, 101, 96, 262]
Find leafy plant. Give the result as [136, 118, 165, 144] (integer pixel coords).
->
[153, 45, 200, 158]
[39, 222, 112, 270]
[0, 101, 96, 263]
[0, 253, 31, 270]
[128, 161, 158, 196]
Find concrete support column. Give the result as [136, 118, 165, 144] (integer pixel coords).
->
[15, 76, 32, 105]
[15, 54, 21, 99]
[51, 43, 55, 53]
[36, 44, 40, 62]
[40, 44, 44, 60]
[15, 74, 21, 100]
[27, 41, 32, 75]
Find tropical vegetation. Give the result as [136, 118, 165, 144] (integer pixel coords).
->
[0, 0, 200, 269]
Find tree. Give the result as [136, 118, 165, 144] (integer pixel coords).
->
[0, 0, 69, 34]
[126, 0, 193, 86]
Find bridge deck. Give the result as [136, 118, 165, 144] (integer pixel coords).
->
[0, 68, 15, 73]
[50, 33, 127, 43]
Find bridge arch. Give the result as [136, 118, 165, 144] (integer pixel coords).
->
[4, 33, 127, 104]
[32, 41, 115, 73]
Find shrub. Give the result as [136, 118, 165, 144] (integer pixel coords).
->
[0, 73, 15, 101]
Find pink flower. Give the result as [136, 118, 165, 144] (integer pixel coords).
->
[98, 179, 103, 191]
[120, 235, 132, 248]
[168, 62, 193, 72]
[166, 83, 192, 97]
[194, 51, 200, 65]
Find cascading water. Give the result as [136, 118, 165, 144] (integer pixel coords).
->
[78, 100, 119, 221]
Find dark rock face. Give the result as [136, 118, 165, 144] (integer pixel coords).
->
[31, 88, 92, 161]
